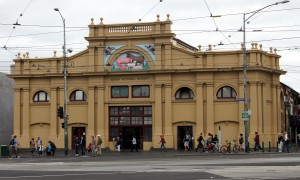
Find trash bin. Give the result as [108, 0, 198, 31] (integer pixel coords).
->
[0, 145, 9, 157]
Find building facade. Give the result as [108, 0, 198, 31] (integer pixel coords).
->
[9, 15, 285, 150]
[0, 72, 14, 145]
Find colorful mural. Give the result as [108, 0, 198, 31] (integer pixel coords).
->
[136, 44, 156, 64]
[104, 45, 124, 65]
[112, 52, 150, 71]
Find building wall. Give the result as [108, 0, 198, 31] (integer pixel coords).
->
[0, 73, 14, 145]
[9, 17, 285, 150]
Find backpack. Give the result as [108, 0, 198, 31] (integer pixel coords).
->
[10, 138, 15, 145]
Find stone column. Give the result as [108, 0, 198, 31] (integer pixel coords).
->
[88, 86, 95, 137]
[164, 84, 173, 148]
[154, 84, 162, 147]
[206, 84, 214, 133]
[97, 86, 105, 143]
[13, 89, 21, 136]
[196, 83, 204, 135]
[49, 87, 58, 138]
[21, 88, 30, 145]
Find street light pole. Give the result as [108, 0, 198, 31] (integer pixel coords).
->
[242, 0, 289, 153]
[54, 8, 68, 156]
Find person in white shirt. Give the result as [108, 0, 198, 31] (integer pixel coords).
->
[131, 136, 138, 152]
[283, 131, 290, 153]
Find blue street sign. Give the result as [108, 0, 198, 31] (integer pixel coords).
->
[234, 98, 251, 102]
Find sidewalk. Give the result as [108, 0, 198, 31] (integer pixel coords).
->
[2, 147, 300, 159]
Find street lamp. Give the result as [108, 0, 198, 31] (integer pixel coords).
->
[54, 8, 68, 156]
[242, 0, 289, 153]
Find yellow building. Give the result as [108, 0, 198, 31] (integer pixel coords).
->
[9, 15, 285, 150]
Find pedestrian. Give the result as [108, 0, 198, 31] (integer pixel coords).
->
[283, 131, 290, 153]
[159, 135, 166, 151]
[131, 136, 138, 152]
[277, 132, 284, 152]
[46, 142, 52, 156]
[254, 132, 262, 151]
[116, 137, 121, 152]
[74, 137, 80, 156]
[80, 136, 86, 156]
[195, 133, 204, 152]
[29, 138, 35, 156]
[49, 141, 56, 156]
[183, 131, 191, 151]
[36, 137, 43, 157]
[96, 135, 102, 156]
[91, 136, 96, 156]
[12, 135, 20, 158]
[239, 134, 244, 151]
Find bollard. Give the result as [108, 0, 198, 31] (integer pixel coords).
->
[276, 141, 278, 152]
[262, 141, 264, 153]
[268, 140, 271, 152]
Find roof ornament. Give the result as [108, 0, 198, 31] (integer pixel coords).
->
[100, 17, 103, 24]
[157, 14, 160, 21]
[90, 18, 94, 25]
[198, 44, 201, 52]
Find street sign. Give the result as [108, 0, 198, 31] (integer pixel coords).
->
[242, 111, 250, 121]
[234, 98, 251, 102]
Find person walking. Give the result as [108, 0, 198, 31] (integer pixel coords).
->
[96, 135, 103, 156]
[29, 138, 35, 156]
[283, 131, 290, 153]
[74, 137, 80, 156]
[159, 135, 166, 151]
[195, 133, 204, 152]
[239, 134, 244, 151]
[91, 136, 96, 157]
[49, 141, 56, 156]
[80, 136, 86, 156]
[131, 136, 138, 152]
[36, 137, 43, 157]
[116, 137, 121, 152]
[183, 132, 191, 151]
[277, 132, 284, 152]
[254, 132, 262, 151]
[12, 135, 20, 158]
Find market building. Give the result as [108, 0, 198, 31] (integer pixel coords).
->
[9, 15, 286, 150]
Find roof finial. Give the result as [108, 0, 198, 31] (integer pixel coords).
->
[100, 17, 103, 24]
[208, 44, 212, 51]
[166, 14, 170, 21]
[198, 44, 201, 51]
[157, 14, 160, 21]
[269, 47, 273, 53]
[53, 50, 57, 57]
[90, 18, 94, 25]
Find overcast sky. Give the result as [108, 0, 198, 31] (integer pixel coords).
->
[1, 0, 299, 91]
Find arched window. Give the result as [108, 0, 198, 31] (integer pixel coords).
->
[175, 87, 194, 99]
[70, 90, 87, 101]
[217, 86, 237, 98]
[33, 91, 50, 102]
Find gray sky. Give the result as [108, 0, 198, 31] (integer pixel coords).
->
[1, 0, 299, 91]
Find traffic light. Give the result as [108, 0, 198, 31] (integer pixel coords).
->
[61, 122, 65, 128]
[57, 106, 63, 119]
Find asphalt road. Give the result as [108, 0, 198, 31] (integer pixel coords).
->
[0, 151, 299, 179]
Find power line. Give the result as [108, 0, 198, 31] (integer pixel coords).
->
[138, 0, 163, 22]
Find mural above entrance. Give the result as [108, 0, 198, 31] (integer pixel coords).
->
[104, 44, 156, 66]
[112, 52, 150, 71]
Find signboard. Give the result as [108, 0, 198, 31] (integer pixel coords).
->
[242, 111, 250, 121]
[235, 98, 251, 102]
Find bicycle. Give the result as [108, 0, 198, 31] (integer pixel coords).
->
[220, 140, 239, 154]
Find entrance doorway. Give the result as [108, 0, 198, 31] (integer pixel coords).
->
[177, 126, 193, 150]
[122, 127, 142, 150]
[72, 127, 86, 150]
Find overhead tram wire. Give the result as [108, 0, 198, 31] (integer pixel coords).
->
[2, 0, 34, 49]
[202, 0, 236, 48]
[138, 0, 163, 22]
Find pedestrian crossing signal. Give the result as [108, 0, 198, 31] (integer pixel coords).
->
[57, 106, 63, 119]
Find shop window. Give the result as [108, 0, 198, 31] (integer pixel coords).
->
[132, 85, 150, 98]
[143, 127, 152, 141]
[70, 90, 87, 101]
[175, 87, 194, 99]
[33, 91, 50, 102]
[111, 86, 128, 98]
[217, 86, 237, 98]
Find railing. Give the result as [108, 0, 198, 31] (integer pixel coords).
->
[108, 25, 153, 33]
